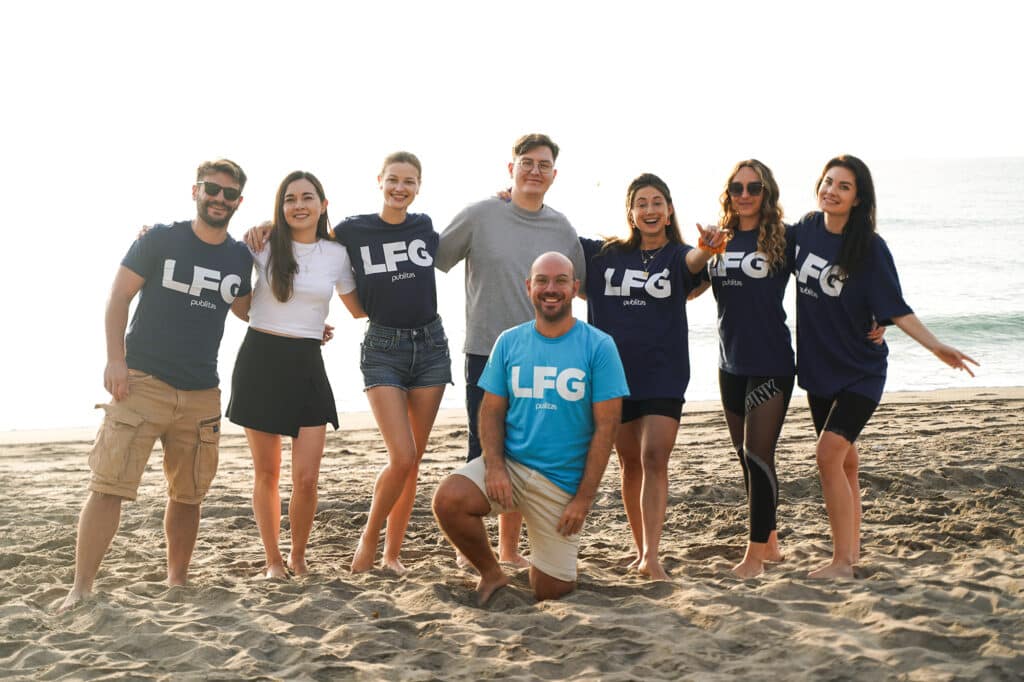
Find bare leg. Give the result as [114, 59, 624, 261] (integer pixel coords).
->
[498, 513, 528, 567]
[165, 498, 200, 585]
[352, 387, 419, 573]
[766, 530, 784, 562]
[382, 386, 445, 574]
[616, 421, 644, 568]
[846, 444, 862, 564]
[287, 425, 325, 576]
[809, 431, 856, 579]
[433, 475, 508, 605]
[60, 491, 123, 612]
[247, 429, 286, 578]
[530, 566, 575, 601]
[637, 416, 677, 581]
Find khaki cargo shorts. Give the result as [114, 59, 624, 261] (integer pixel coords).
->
[455, 456, 580, 582]
[89, 370, 221, 504]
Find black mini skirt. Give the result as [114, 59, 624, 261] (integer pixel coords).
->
[226, 328, 339, 437]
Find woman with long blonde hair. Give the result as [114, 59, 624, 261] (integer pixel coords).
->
[707, 159, 795, 578]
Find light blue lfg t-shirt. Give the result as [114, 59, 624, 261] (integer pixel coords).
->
[478, 320, 629, 494]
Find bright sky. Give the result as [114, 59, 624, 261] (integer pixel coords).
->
[0, 1, 1018, 430]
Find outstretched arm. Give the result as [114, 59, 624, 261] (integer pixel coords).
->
[556, 397, 621, 536]
[104, 266, 145, 400]
[891, 313, 979, 376]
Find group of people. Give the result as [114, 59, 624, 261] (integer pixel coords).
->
[60, 134, 977, 611]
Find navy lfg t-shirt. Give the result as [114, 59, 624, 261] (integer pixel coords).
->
[333, 213, 439, 328]
[790, 212, 913, 402]
[122, 221, 253, 390]
[580, 237, 701, 401]
[708, 226, 795, 377]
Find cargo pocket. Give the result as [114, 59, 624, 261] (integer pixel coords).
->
[89, 403, 146, 480]
[193, 416, 220, 496]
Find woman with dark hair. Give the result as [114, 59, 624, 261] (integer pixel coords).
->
[792, 154, 977, 579]
[580, 173, 723, 580]
[336, 152, 452, 575]
[227, 171, 359, 578]
[707, 159, 796, 578]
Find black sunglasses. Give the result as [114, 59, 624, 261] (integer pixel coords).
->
[727, 181, 764, 197]
[198, 181, 241, 201]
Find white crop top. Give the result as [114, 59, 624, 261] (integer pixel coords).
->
[247, 239, 356, 339]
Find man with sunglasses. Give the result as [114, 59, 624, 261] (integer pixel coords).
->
[436, 134, 586, 568]
[60, 159, 253, 612]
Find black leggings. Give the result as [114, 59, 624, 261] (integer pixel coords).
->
[719, 370, 794, 543]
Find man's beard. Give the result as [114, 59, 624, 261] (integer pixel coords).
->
[534, 296, 571, 323]
[198, 198, 237, 228]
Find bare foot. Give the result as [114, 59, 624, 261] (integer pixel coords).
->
[264, 561, 288, 577]
[627, 555, 642, 571]
[638, 558, 670, 581]
[58, 589, 88, 613]
[382, 557, 408, 575]
[765, 548, 785, 563]
[498, 552, 530, 569]
[807, 560, 854, 580]
[455, 551, 473, 571]
[476, 573, 512, 606]
[167, 573, 187, 587]
[287, 554, 308, 577]
[350, 535, 377, 573]
[731, 557, 764, 579]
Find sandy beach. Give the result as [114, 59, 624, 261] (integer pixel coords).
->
[1, 387, 1021, 680]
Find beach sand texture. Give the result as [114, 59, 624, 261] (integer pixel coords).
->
[1, 388, 1021, 680]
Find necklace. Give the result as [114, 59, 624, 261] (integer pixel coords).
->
[639, 243, 667, 274]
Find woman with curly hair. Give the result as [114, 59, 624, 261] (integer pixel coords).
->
[706, 159, 795, 578]
[580, 173, 723, 580]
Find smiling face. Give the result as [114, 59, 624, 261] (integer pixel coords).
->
[378, 161, 420, 213]
[509, 145, 557, 202]
[282, 178, 326, 238]
[817, 165, 859, 218]
[528, 252, 578, 324]
[727, 165, 765, 224]
[193, 170, 243, 229]
[629, 185, 673, 244]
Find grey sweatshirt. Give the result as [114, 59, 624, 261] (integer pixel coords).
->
[436, 198, 586, 356]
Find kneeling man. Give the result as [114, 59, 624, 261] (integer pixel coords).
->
[433, 252, 628, 603]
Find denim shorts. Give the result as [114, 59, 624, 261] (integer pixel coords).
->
[360, 315, 453, 390]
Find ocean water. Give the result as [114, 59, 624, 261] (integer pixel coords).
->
[4, 158, 1021, 432]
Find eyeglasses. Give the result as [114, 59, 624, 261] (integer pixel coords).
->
[198, 181, 241, 201]
[516, 158, 555, 175]
[727, 181, 764, 197]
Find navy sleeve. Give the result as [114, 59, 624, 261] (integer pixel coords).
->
[678, 244, 701, 294]
[867, 237, 913, 325]
[579, 236, 602, 262]
[121, 224, 167, 280]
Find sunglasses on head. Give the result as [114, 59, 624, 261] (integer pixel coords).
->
[727, 181, 764, 197]
[198, 181, 241, 201]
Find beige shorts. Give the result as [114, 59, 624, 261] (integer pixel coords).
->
[455, 456, 579, 582]
[88, 370, 221, 504]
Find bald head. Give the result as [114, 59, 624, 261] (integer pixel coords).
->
[527, 251, 578, 326]
[529, 251, 575, 280]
